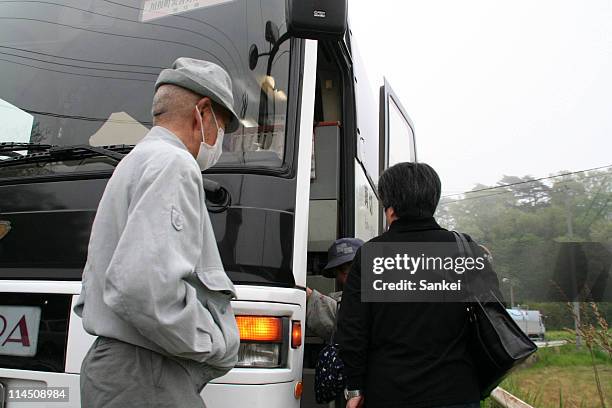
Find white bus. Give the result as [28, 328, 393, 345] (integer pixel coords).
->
[0, 0, 415, 406]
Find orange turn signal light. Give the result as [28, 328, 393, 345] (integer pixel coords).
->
[291, 320, 302, 348]
[294, 381, 303, 399]
[235, 316, 282, 342]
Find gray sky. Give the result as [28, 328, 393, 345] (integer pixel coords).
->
[349, 0, 612, 195]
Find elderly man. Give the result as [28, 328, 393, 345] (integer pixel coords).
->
[306, 238, 364, 342]
[75, 58, 241, 408]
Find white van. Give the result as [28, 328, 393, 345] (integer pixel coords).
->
[507, 308, 546, 340]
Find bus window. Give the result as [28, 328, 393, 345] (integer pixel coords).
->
[380, 78, 416, 169]
[0, 0, 292, 175]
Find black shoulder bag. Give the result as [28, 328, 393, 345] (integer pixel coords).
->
[453, 231, 537, 399]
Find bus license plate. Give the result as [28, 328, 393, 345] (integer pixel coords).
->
[0, 306, 41, 357]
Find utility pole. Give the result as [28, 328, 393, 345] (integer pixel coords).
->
[502, 277, 515, 308]
[564, 186, 582, 348]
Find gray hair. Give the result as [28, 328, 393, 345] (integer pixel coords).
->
[377, 162, 442, 218]
[151, 84, 201, 125]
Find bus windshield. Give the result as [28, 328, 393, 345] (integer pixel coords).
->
[0, 0, 291, 175]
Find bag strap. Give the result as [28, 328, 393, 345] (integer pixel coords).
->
[452, 230, 473, 257]
[453, 231, 505, 306]
[452, 231, 481, 324]
[452, 230, 472, 286]
[329, 300, 340, 344]
[453, 230, 487, 303]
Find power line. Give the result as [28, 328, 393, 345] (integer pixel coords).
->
[439, 171, 611, 207]
[439, 190, 513, 207]
[441, 164, 612, 198]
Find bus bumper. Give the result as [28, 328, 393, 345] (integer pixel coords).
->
[202, 382, 302, 407]
[0, 370, 303, 408]
[0, 369, 80, 408]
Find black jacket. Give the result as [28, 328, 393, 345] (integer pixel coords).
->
[336, 217, 500, 408]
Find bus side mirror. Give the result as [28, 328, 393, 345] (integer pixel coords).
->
[286, 0, 348, 40]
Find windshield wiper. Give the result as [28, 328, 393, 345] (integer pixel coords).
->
[0, 142, 55, 157]
[0, 143, 133, 168]
[49, 144, 127, 162]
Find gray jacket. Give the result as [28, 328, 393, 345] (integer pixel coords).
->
[306, 290, 342, 342]
[75, 126, 239, 380]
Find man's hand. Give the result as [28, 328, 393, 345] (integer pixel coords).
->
[306, 287, 313, 298]
[346, 396, 364, 408]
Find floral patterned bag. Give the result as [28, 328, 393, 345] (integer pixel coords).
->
[314, 302, 345, 404]
[314, 342, 345, 403]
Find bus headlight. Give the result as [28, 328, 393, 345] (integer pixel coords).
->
[236, 343, 281, 367]
[235, 315, 288, 368]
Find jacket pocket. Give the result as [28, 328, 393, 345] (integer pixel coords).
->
[185, 270, 239, 369]
[202, 289, 240, 368]
[194, 266, 236, 297]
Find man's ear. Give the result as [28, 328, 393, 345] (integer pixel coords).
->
[193, 97, 211, 132]
[385, 207, 394, 218]
[195, 97, 211, 120]
[385, 207, 398, 225]
[196, 96, 211, 113]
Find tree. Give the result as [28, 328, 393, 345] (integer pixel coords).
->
[436, 168, 612, 311]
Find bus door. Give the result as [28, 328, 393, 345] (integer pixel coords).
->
[300, 26, 417, 407]
[301, 27, 386, 406]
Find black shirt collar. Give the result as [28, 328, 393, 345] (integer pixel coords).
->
[388, 216, 444, 232]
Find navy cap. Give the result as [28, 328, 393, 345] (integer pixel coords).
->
[322, 238, 365, 278]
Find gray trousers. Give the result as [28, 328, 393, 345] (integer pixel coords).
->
[80, 337, 207, 408]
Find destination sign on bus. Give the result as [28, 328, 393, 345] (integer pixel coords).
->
[140, 0, 233, 22]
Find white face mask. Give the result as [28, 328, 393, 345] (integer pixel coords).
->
[195, 106, 225, 170]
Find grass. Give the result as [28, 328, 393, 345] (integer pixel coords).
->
[484, 345, 612, 407]
[544, 329, 612, 343]
[546, 330, 576, 342]
[504, 365, 611, 407]
[531, 345, 611, 368]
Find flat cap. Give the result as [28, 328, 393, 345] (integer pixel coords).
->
[155, 58, 240, 133]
